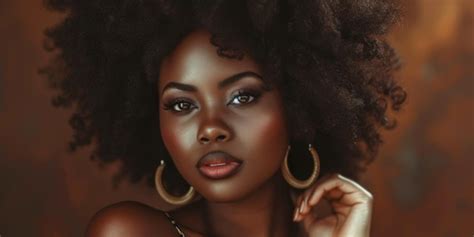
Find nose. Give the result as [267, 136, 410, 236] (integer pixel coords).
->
[197, 118, 233, 145]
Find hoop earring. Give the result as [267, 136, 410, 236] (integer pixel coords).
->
[281, 144, 321, 189]
[155, 160, 196, 206]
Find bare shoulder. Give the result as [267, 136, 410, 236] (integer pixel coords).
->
[85, 201, 177, 237]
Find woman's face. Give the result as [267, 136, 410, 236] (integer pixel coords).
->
[158, 29, 288, 202]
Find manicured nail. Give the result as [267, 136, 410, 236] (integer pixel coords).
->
[308, 192, 315, 205]
[293, 207, 299, 221]
[300, 199, 306, 213]
[304, 195, 310, 211]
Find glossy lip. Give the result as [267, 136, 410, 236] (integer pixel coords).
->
[196, 151, 243, 180]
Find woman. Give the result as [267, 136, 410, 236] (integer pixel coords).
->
[42, 0, 406, 236]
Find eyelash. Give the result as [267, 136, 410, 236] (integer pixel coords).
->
[162, 98, 196, 113]
[162, 89, 262, 113]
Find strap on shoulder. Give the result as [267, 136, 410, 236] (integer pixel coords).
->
[163, 211, 186, 237]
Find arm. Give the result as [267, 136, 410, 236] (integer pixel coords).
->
[85, 201, 176, 237]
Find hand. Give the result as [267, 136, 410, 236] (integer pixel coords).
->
[292, 173, 373, 237]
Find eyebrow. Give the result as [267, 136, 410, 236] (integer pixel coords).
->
[161, 71, 263, 96]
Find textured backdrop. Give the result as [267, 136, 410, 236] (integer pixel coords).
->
[0, 0, 472, 236]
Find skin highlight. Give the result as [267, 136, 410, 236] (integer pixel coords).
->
[158, 29, 294, 236]
[41, 1, 406, 236]
[159, 29, 289, 203]
[85, 28, 376, 237]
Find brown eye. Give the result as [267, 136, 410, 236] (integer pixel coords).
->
[235, 95, 252, 104]
[174, 101, 191, 111]
[163, 99, 196, 113]
[229, 90, 261, 106]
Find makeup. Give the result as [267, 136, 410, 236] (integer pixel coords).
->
[196, 151, 243, 180]
[159, 29, 288, 202]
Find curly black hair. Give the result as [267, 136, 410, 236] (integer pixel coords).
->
[41, 0, 406, 194]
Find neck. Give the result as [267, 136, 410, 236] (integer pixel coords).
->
[203, 173, 296, 237]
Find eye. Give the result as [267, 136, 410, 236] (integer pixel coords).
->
[163, 98, 197, 113]
[228, 89, 261, 106]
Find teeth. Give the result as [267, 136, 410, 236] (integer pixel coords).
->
[209, 163, 227, 167]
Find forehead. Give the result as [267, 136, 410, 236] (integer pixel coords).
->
[159, 29, 261, 88]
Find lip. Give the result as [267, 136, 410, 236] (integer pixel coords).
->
[196, 151, 243, 180]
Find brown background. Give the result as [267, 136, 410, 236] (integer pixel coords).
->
[0, 0, 473, 236]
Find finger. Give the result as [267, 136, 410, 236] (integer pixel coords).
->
[324, 188, 345, 202]
[296, 176, 332, 219]
[296, 181, 321, 219]
[297, 175, 352, 220]
[292, 192, 306, 221]
[298, 189, 314, 215]
[295, 173, 369, 219]
[308, 173, 372, 207]
[337, 174, 373, 199]
[298, 173, 335, 215]
[295, 188, 319, 221]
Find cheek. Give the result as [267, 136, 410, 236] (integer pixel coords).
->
[159, 114, 195, 163]
[253, 114, 286, 145]
[241, 102, 288, 164]
[256, 95, 288, 147]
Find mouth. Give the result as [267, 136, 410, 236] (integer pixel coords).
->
[196, 151, 243, 180]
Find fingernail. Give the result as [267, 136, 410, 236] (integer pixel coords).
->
[304, 195, 310, 210]
[300, 199, 306, 213]
[308, 192, 314, 205]
[293, 207, 299, 221]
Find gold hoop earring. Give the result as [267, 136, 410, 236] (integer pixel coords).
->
[281, 144, 321, 189]
[155, 160, 196, 206]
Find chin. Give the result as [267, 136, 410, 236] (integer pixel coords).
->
[197, 175, 274, 203]
[197, 182, 256, 203]
[201, 190, 247, 203]
[191, 166, 280, 203]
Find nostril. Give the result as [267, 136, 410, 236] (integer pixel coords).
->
[200, 137, 210, 143]
[216, 135, 226, 141]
